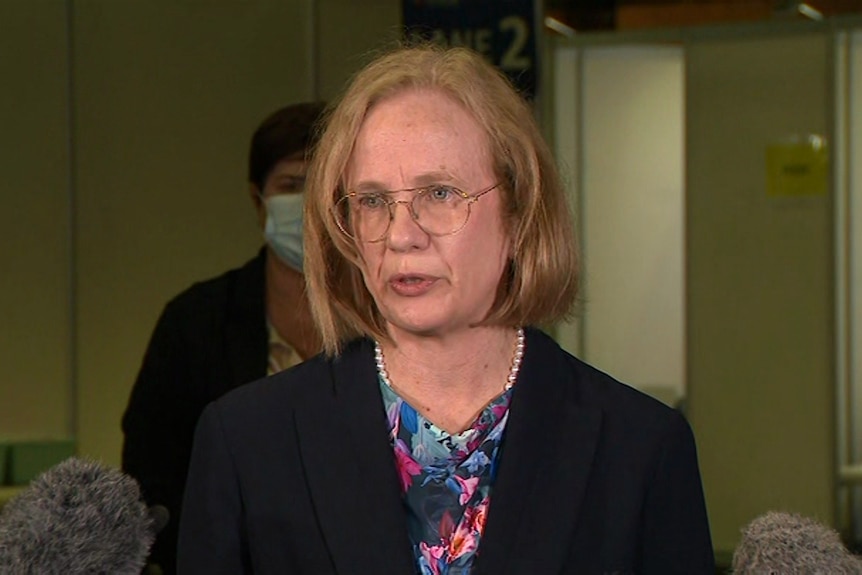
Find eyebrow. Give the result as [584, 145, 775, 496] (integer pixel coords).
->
[350, 171, 458, 193]
[274, 174, 305, 182]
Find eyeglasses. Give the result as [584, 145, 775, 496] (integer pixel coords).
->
[333, 182, 500, 243]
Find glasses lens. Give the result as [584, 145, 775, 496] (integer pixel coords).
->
[411, 186, 470, 236]
[334, 195, 390, 242]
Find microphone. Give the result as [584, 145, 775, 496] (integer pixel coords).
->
[732, 510, 862, 574]
[0, 457, 156, 574]
[148, 503, 171, 538]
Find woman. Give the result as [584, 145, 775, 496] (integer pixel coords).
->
[122, 102, 325, 574]
[178, 46, 714, 574]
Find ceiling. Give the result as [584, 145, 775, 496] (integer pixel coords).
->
[544, 0, 862, 32]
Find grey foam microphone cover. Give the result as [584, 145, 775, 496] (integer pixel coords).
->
[0, 457, 155, 575]
[732, 510, 862, 574]
[148, 503, 171, 537]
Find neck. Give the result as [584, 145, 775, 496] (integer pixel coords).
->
[264, 249, 321, 359]
[375, 326, 523, 433]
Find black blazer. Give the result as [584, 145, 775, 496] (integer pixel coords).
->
[122, 250, 269, 574]
[178, 328, 714, 574]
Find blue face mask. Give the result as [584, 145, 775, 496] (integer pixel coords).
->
[262, 193, 304, 271]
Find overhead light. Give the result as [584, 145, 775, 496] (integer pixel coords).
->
[774, 1, 824, 21]
[545, 16, 576, 38]
[797, 3, 823, 20]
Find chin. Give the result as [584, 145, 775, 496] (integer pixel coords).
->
[387, 317, 445, 337]
[381, 309, 445, 336]
[379, 293, 490, 335]
[387, 312, 484, 339]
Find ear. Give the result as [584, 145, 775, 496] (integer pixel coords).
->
[249, 183, 263, 207]
[250, 184, 267, 228]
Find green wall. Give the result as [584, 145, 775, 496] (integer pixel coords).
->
[685, 29, 835, 554]
[0, 0, 401, 467]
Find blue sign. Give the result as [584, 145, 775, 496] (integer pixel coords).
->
[403, 0, 538, 98]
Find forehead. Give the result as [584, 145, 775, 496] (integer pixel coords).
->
[345, 88, 493, 189]
[267, 158, 308, 179]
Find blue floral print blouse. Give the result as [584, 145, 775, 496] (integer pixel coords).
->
[380, 378, 513, 575]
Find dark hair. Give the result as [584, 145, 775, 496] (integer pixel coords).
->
[248, 101, 327, 190]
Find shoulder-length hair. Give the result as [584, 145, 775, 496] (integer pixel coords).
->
[304, 44, 579, 355]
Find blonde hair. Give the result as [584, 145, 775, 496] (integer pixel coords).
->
[304, 44, 579, 355]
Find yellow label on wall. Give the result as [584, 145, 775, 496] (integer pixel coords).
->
[765, 140, 829, 197]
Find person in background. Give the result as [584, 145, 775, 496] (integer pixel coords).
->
[178, 45, 714, 574]
[121, 101, 326, 575]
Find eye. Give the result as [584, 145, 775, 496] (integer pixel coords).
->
[424, 185, 459, 202]
[275, 176, 305, 194]
[356, 194, 387, 209]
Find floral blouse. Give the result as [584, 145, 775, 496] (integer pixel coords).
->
[380, 378, 513, 575]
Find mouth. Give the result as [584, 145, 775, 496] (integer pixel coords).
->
[388, 273, 437, 295]
[390, 273, 435, 284]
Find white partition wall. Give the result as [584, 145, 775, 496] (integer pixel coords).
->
[553, 44, 686, 407]
[552, 45, 581, 356]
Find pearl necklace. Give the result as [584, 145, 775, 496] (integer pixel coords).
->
[374, 327, 526, 392]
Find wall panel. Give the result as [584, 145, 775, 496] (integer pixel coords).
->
[0, 1, 72, 440]
[73, 0, 314, 463]
[686, 31, 835, 554]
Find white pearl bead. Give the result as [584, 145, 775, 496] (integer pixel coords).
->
[375, 328, 525, 392]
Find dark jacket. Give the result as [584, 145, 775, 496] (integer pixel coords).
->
[178, 328, 715, 574]
[122, 250, 269, 575]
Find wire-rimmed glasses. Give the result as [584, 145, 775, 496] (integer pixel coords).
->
[332, 182, 500, 243]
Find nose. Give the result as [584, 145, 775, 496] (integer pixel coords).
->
[385, 199, 427, 249]
[390, 199, 418, 221]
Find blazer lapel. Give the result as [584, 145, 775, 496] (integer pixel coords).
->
[294, 339, 416, 575]
[473, 329, 603, 575]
